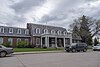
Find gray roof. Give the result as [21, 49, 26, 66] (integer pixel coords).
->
[0, 26, 29, 36]
[27, 23, 67, 35]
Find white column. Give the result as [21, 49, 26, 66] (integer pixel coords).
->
[41, 37, 42, 47]
[70, 37, 72, 45]
[63, 38, 65, 47]
[47, 37, 49, 47]
[45, 36, 48, 47]
[55, 37, 57, 48]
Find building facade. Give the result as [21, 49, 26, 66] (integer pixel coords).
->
[27, 23, 72, 48]
[0, 26, 30, 47]
[0, 23, 72, 48]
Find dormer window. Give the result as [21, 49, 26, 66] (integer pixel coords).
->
[43, 29, 48, 34]
[51, 30, 55, 35]
[63, 31, 67, 35]
[36, 28, 40, 34]
[0, 27, 4, 33]
[9, 28, 13, 33]
[25, 29, 29, 35]
[17, 29, 21, 34]
[57, 30, 62, 35]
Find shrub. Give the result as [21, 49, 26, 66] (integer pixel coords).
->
[2, 42, 11, 47]
[36, 45, 41, 48]
[17, 40, 27, 48]
[42, 45, 47, 49]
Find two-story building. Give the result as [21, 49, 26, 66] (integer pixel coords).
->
[0, 23, 72, 48]
[27, 23, 72, 48]
[0, 26, 30, 47]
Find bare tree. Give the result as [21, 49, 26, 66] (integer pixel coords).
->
[69, 15, 100, 45]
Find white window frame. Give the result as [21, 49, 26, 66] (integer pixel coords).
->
[36, 28, 40, 34]
[8, 38, 13, 45]
[43, 29, 48, 34]
[57, 30, 62, 35]
[25, 29, 29, 35]
[63, 31, 67, 35]
[17, 38, 21, 44]
[17, 29, 21, 34]
[36, 38, 40, 45]
[9, 28, 13, 33]
[0, 37, 3, 44]
[51, 30, 55, 35]
[25, 39, 29, 45]
[0, 27, 4, 33]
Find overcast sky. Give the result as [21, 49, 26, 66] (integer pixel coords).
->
[0, 0, 100, 29]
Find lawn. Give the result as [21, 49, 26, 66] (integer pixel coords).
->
[13, 48, 63, 52]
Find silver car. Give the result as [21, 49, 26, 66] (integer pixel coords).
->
[93, 44, 100, 51]
[0, 45, 13, 57]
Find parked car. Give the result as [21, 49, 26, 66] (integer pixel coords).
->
[65, 43, 88, 52]
[93, 44, 100, 51]
[0, 45, 13, 57]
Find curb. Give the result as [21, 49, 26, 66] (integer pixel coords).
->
[13, 49, 92, 55]
[13, 50, 64, 55]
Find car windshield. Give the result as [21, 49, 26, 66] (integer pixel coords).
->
[96, 44, 100, 46]
[71, 43, 77, 46]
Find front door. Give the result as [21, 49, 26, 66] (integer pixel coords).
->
[57, 38, 64, 47]
[36, 38, 40, 47]
[49, 37, 55, 47]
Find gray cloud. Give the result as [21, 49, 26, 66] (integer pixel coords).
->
[39, 14, 68, 23]
[11, 0, 46, 14]
[38, 0, 100, 28]
[0, 0, 46, 27]
[0, 0, 100, 29]
[5, 15, 26, 26]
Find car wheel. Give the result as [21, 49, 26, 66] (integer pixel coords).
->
[83, 49, 87, 52]
[0, 52, 7, 57]
[72, 49, 76, 52]
[66, 50, 70, 52]
[77, 50, 80, 52]
[93, 49, 96, 51]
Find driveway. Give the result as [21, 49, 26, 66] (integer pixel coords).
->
[0, 51, 100, 67]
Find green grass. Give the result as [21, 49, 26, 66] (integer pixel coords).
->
[14, 48, 63, 52]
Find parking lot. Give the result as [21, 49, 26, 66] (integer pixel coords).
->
[0, 51, 100, 67]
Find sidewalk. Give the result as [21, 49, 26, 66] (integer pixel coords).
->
[13, 50, 64, 55]
[13, 49, 92, 55]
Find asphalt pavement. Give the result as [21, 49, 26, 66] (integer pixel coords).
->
[0, 51, 100, 67]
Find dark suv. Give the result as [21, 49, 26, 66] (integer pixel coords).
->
[65, 43, 88, 52]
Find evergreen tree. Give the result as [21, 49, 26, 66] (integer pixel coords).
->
[79, 15, 92, 45]
[69, 15, 100, 46]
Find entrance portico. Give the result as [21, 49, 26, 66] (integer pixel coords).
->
[41, 34, 71, 48]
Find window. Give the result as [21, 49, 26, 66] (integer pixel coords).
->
[51, 30, 55, 35]
[0, 27, 4, 33]
[9, 28, 13, 33]
[8, 38, 13, 45]
[36, 38, 40, 45]
[36, 28, 40, 34]
[0, 37, 3, 44]
[43, 29, 48, 34]
[25, 39, 29, 45]
[25, 29, 29, 35]
[57, 30, 62, 35]
[63, 31, 67, 35]
[17, 29, 21, 34]
[17, 38, 21, 44]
